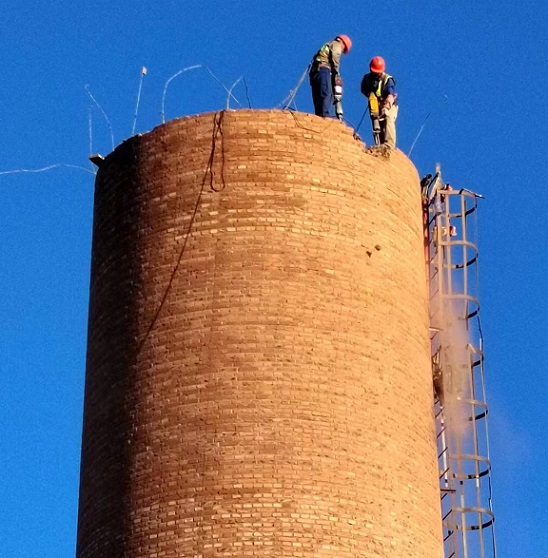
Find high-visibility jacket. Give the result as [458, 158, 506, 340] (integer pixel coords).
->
[311, 40, 344, 76]
[360, 72, 397, 102]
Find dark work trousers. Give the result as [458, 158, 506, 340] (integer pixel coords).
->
[310, 66, 333, 117]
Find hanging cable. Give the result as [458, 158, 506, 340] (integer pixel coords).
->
[353, 107, 368, 138]
[136, 111, 226, 353]
[208, 111, 226, 192]
[243, 78, 252, 109]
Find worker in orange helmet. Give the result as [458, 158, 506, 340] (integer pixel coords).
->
[360, 56, 398, 150]
[309, 35, 352, 119]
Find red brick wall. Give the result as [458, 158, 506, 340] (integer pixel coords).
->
[77, 110, 442, 557]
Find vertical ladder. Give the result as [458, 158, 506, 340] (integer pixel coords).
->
[423, 165, 497, 558]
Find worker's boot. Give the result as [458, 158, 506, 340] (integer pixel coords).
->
[380, 144, 392, 158]
[367, 143, 392, 158]
[367, 144, 384, 156]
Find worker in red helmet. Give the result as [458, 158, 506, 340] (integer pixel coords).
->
[360, 56, 398, 150]
[309, 35, 352, 119]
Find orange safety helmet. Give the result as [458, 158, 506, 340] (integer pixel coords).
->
[336, 35, 352, 53]
[369, 56, 386, 74]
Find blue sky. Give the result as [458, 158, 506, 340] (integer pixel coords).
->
[1, 1, 546, 556]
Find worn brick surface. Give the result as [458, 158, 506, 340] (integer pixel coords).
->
[77, 109, 443, 558]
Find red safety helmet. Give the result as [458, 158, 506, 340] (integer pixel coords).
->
[369, 56, 386, 74]
[336, 35, 352, 53]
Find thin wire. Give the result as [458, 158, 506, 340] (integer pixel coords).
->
[161, 65, 202, 123]
[285, 109, 337, 135]
[243, 78, 252, 109]
[161, 65, 243, 123]
[226, 76, 243, 110]
[84, 85, 115, 151]
[88, 107, 94, 172]
[353, 107, 368, 136]
[408, 95, 448, 157]
[280, 64, 311, 110]
[132, 67, 147, 136]
[88, 107, 93, 154]
[0, 164, 96, 176]
[203, 66, 242, 109]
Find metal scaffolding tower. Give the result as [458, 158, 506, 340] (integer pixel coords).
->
[423, 165, 497, 558]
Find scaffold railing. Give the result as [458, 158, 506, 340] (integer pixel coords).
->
[422, 165, 497, 558]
